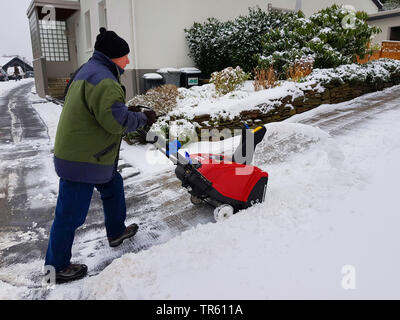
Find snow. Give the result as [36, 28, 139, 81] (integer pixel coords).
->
[75, 93, 400, 300]
[2, 78, 400, 299]
[0, 79, 33, 97]
[166, 60, 400, 123]
[157, 68, 181, 74]
[173, 80, 315, 120]
[143, 73, 163, 80]
[31, 100, 62, 144]
[179, 67, 201, 74]
[120, 142, 172, 177]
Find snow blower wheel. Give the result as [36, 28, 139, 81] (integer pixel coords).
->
[190, 195, 203, 205]
[214, 205, 234, 222]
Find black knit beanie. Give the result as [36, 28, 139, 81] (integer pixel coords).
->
[94, 28, 130, 59]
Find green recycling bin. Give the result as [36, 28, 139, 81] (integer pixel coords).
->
[180, 67, 202, 88]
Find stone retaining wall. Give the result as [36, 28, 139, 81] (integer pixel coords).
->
[172, 73, 400, 133]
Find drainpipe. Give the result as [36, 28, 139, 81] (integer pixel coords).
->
[130, 0, 140, 95]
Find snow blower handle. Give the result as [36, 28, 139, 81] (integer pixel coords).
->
[135, 127, 191, 166]
[136, 126, 158, 144]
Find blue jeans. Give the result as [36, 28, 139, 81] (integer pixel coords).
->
[45, 172, 127, 271]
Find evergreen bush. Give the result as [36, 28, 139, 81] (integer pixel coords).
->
[184, 7, 288, 77]
[258, 5, 381, 78]
[185, 5, 380, 80]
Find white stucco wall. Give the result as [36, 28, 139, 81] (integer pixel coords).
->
[132, 0, 296, 69]
[75, 0, 381, 70]
[73, 0, 99, 66]
[73, 0, 133, 68]
[77, 0, 297, 70]
[368, 15, 400, 44]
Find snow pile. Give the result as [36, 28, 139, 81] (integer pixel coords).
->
[171, 80, 315, 121]
[31, 101, 62, 144]
[72, 89, 400, 299]
[304, 59, 400, 85]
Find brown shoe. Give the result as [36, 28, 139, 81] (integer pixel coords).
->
[56, 264, 88, 284]
[108, 223, 139, 248]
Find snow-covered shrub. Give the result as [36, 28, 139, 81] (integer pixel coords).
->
[184, 7, 289, 76]
[128, 84, 179, 115]
[153, 118, 199, 146]
[302, 59, 400, 86]
[210, 66, 250, 96]
[258, 5, 381, 79]
[258, 11, 315, 79]
[308, 5, 380, 67]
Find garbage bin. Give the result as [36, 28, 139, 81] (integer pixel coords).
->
[180, 67, 202, 88]
[143, 73, 164, 92]
[157, 68, 181, 87]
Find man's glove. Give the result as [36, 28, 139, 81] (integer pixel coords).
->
[128, 105, 142, 113]
[143, 110, 157, 127]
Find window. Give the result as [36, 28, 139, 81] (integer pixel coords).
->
[29, 12, 41, 58]
[85, 10, 92, 49]
[390, 27, 400, 41]
[39, 20, 69, 62]
[99, 1, 108, 29]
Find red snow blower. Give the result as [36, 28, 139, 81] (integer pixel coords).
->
[137, 113, 268, 221]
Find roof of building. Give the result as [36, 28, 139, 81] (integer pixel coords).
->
[0, 56, 33, 71]
[368, 8, 400, 21]
[371, 0, 384, 10]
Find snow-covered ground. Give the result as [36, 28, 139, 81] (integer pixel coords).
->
[1, 80, 400, 300]
[76, 102, 400, 300]
[0, 79, 33, 97]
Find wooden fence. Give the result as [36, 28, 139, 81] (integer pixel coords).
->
[357, 41, 400, 64]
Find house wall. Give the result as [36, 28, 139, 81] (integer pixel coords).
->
[131, 0, 295, 70]
[76, 0, 380, 70]
[368, 16, 400, 44]
[74, 0, 381, 98]
[75, 0, 137, 97]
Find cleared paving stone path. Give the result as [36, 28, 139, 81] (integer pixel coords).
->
[0, 82, 214, 297]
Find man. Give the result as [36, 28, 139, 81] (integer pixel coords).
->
[45, 28, 156, 284]
[14, 66, 21, 81]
